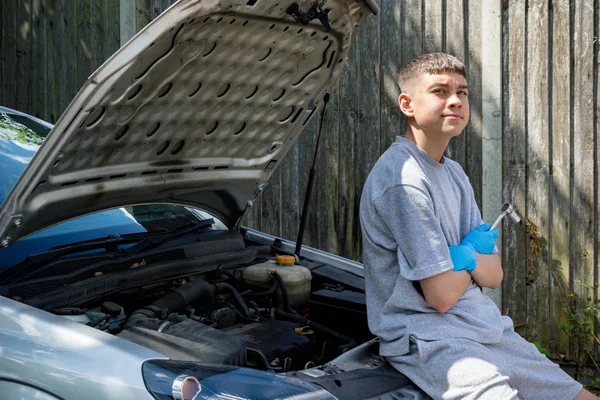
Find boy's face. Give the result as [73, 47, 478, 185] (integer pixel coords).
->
[399, 72, 469, 138]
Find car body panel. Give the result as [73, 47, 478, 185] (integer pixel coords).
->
[0, 0, 370, 248]
[0, 296, 163, 399]
[0, 381, 61, 400]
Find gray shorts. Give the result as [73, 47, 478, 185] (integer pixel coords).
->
[387, 317, 582, 400]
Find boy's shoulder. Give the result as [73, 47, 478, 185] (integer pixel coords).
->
[367, 138, 431, 191]
[377, 137, 422, 167]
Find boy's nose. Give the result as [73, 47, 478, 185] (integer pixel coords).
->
[448, 95, 463, 107]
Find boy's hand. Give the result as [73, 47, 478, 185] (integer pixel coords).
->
[449, 245, 476, 273]
[461, 223, 499, 254]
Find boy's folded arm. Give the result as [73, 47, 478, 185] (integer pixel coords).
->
[471, 252, 503, 289]
[373, 185, 491, 312]
[419, 270, 472, 313]
[419, 252, 502, 312]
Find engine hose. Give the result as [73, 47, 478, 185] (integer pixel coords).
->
[214, 282, 251, 318]
[275, 306, 356, 354]
[128, 280, 215, 325]
[271, 271, 295, 314]
[152, 280, 215, 316]
[247, 347, 282, 372]
[245, 280, 279, 298]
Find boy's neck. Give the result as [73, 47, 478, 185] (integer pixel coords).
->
[404, 125, 449, 163]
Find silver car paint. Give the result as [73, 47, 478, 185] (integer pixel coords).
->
[0, 381, 60, 400]
[0, 0, 370, 247]
[0, 296, 165, 399]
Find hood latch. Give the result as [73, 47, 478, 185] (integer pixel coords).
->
[286, 1, 331, 32]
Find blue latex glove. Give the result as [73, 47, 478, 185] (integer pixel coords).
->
[461, 223, 499, 254]
[449, 245, 477, 273]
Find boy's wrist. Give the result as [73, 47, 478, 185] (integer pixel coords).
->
[449, 245, 476, 273]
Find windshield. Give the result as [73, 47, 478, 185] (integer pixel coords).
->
[0, 109, 226, 269]
[0, 111, 51, 205]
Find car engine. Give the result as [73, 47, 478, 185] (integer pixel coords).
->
[55, 263, 363, 373]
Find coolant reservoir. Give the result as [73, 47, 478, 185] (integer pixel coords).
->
[243, 255, 312, 306]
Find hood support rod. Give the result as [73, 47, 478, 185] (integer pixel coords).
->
[295, 93, 330, 257]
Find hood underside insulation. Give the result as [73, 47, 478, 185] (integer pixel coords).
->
[0, 0, 370, 246]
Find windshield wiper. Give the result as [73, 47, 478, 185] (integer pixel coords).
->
[0, 234, 141, 284]
[0, 219, 214, 284]
[120, 218, 214, 255]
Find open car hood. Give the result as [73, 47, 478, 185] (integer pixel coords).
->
[0, 0, 377, 248]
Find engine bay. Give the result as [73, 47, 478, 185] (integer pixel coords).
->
[42, 231, 371, 373]
[0, 228, 432, 398]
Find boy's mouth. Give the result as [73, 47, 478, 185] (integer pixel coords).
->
[442, 114, 463, 119]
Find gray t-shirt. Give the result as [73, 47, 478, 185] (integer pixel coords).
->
[359, 136, 504, 357]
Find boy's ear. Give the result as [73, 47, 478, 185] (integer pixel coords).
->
[398, 93, 414, 117]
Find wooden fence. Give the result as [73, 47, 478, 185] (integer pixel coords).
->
[1, 0, 598, 357]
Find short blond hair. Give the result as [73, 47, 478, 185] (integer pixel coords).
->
[397, 53, 467, 92]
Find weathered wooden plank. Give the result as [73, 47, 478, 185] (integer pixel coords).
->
[316, 87, 340, 254]
[61, 1, 77, 112]
[355, 3, 381, 262]
[107, 0, 120, 54]
[480, 0, 502, 307]
[400, 0, 422, 140]
[16, 0, 32, 113]
[152, 0, 171, 20]
[261, 167, 282, 238]
[596, 0, 600, 358]
[571, 0, 595, 325]
[338, 34, 360, 259]
[245, 185, 262, 232]
[46, 0, 61, 123]
[281, 138, 300, 242]
[525, 0, 550, 348]
[2, 0, 17, 109]
[380, 0, 402, 151]
[76, 0, 92, 100]
[92, 0, 109, 69]
[502, 0, 528, 335]
[120, 0, 136, 46]
[445, 0, 465, 58]
[445, 0, 466, 169]
[401, 0, 423, 70]
[467, 0, 483, 213]
[549, 0, 571, 356]
[297, 115, 318, 248]
[296, 114, 322, 247]
[424, 0, 443, 53]
[136, 0, 152, 31]
[59, 0, 76, 113]
[66, 0, 78, 109]
[64, 0, 77, 110]
[31, 0, 47, 120]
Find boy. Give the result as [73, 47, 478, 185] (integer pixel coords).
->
[359, 53, 597, 400]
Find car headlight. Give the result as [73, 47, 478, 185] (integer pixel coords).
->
[142, 360, 338, 400]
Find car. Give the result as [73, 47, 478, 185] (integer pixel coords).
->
[0, 0, 430, 399]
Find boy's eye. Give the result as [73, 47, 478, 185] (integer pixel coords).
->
[458, 90, 468, 96]
[433, 89, 445, 94]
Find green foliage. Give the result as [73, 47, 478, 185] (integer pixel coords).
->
[532, 341, 551, 357]
[586, 378, 600, 392]
[560, 279, 600, 381]
[526, 218, 600, 386]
